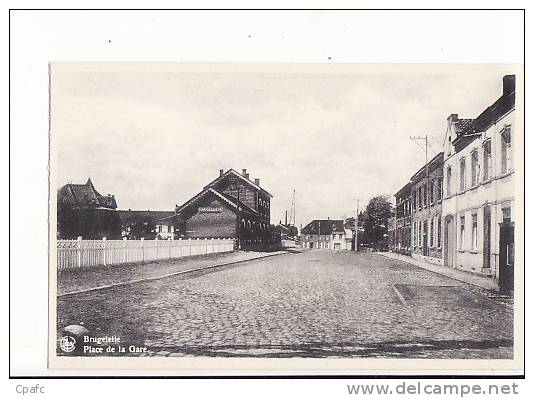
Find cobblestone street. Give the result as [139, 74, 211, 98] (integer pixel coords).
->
[57, 251, 514, 358]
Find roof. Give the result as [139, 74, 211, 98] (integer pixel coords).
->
[117, 210, 176, 224]
[59, 178, 117, 209]
[344, 217, 355, 229]
[470, 84, 515, 134]
[176, 187, 259, 217]
[456, 118, 474, 133]
[410, 152, 444, 183]
[204, 169, 273, 198]
[301, 219, 345, 235]
[394, 181, 412, 198]
[452, 76, 515, 151]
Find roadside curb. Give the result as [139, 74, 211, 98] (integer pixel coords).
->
[58, 250, 296, 297]
[376, 252, 499, 293]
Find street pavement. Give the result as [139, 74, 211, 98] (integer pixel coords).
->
[57, 250, 514, 359]
[57, 250, 289, 296]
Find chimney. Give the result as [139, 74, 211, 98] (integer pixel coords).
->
[503, 75, 515, 96]
[447, 114, 458, 125]
[242, 168, 249, 179]
[219, 169, 224, 176]
[254, 178, 260, 186]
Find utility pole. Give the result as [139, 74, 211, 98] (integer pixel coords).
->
[410, 134, 431, 190]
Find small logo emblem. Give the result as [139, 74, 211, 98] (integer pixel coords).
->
[59, 336, 76, 353]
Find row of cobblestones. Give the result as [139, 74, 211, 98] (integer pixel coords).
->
[57, 250, 513, 359]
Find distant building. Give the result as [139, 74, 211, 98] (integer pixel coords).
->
[176, 169, 275, 250]
[117, 210, 180, 240]
[410, 152, 444, 265]
[57, 178, 120, 239]
[394, 182, 412, 256]
[58, 178, 117, 210]
[344, 217, 355, 251]
[301, 219, 350, 250]
[441, 75, 515, 285]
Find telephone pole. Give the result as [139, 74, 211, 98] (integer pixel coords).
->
[410, 134, 431, 188]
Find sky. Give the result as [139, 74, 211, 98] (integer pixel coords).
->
[51, 63, 517, 228]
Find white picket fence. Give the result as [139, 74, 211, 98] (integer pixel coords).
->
[57, 238, 235, 271]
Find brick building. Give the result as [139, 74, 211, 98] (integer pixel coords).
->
[394, 182, 412, 256]
[176, 169, 275, 249]
[410, 152, 444, 265]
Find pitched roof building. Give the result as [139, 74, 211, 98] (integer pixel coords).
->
[301, 219, 351, 250]
[441, 75, 516, 289]
[58, 178, 117, 210]
[175, 169, 275, 249]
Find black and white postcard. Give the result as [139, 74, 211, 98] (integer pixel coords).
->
[47, 63, 523, 374]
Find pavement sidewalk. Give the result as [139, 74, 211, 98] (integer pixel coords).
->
[378, 252, 499, 291]
[57, 250, 291, 296]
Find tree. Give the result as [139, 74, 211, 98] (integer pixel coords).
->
[362, 195, 393, 250]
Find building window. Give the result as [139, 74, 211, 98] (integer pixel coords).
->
[412, 191, 417, 212]
[418, 221, 422, 248]
[471, 149, 479, 186]
[418, 187, 422, 210]
[501, 127, 512, 174]
[446, 167, 452, 196]
[471, 213, 478, 250]
[429, 179, 434, 204]
[413, 222, 417, 247]
[483, 140, 492, 181]
[437, 177, 443, 201]
[437, 216, 441, 248]
[423, 183, 427, 207]
[459, 157, 466, 192]
[502, 206, 512, 223]
[460, 215, 465, 250]
[430, 218, 434, 247]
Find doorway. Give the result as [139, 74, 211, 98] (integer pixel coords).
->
[423, 220, 428, 256]
[444, 215, 455, 267]
[483, 206, 491, 269]
[498, 221, 514, 295]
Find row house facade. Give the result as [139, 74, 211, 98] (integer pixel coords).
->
[389, 75, 516, 293]
[393, 182, 412, 256]
[410, 152, 444, 265]
[442, 75, 515, 283]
